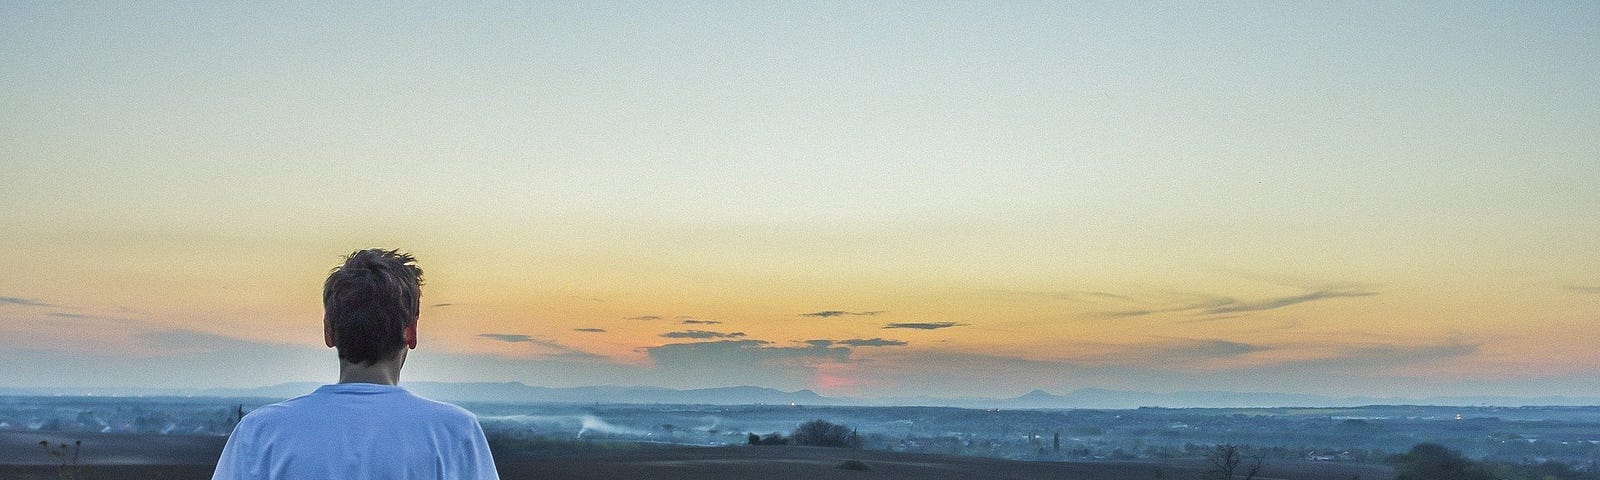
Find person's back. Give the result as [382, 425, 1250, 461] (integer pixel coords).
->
[212, 249, 499, 480]
[216, 384, 496, 479]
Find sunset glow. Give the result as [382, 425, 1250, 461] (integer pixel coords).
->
[2, 2, 1597, 401]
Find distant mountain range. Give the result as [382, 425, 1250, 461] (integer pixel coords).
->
[3, 382, 1596, 408]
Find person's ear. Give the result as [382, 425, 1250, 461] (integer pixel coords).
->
[404, 322, 417, 350]
[324, 316, 335, 348]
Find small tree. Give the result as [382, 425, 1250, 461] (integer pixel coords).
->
[1202, 443, 1261, 480]
[760, 432, 789, 445]
[791, 419, 859, 448]
[1390, 443, 1495, 480]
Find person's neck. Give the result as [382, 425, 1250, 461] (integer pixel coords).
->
[337, 355, 404, 385]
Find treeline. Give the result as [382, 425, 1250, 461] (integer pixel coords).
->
[748, 419, 860, 448]
[1391, 443, 1598, 480]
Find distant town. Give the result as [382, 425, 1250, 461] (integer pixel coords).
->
[4, 389, 1598, 475]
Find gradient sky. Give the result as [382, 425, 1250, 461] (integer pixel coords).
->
[3, 2, 1597, 400]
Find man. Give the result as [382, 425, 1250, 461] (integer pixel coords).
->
[212, 249, 499, 480]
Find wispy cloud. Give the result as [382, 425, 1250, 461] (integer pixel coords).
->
[543, 351, 610, 362]
[802, 338, 908, 347]
[837, 338, 907, 347]
[573, 328, 606, 333]
[636, 339, 856, 390]
[1324, 340, 1480, 368]
[883, 322, 965, 330]
[47, 312, 91, 319]
[645, 340, 852, 370]
[661, 330, 747, 339]
[800, 310, 885, 318]
[681, 319, 722, 325]
[1090, 289, 1376, 318]
[1165, 339, 1267, 358]
[479, 333, 534, 343]
[1202, 290, 1377, 315]
[987, 289, 1133, 302]
[1171, 314, 1254, 326]
[1043, 338, 1272, 368]
[0, 296, 52, 307]
[478, 333, 607, 361]
[136, 330, 244, 349]
[1565, 285, 1600, 294]
[626, 315, 663, 321]
[1084, 292, 1237, 318]
[430, 303, 455, 307]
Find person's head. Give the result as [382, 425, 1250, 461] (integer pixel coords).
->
[322, 249, 423, 366]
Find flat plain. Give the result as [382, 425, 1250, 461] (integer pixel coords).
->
[2, 431, 1394, 480]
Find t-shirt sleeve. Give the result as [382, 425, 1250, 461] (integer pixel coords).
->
[211, 420, 257, 480]
[461, 415, 500, 480]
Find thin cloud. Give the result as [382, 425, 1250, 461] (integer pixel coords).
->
[661, 330, 747, 339]
[799, 338, 907, 347]
[1565, 285, 1600, 294]
[430, 303, 455, 307]
[1327, 341, 1480, 367]
[1165, 339, 1267, 358]
[645, 339, 851, 367]
[987, 289, 1133, 302]
[1203, 290, 1376, 315]
[626, 315, 663, 321]
[1173, 314, 1253, 325]
[47, 312, 91, 319]
[883, 322, 965, 330]
[1041, 338, 1271, 368]
[1087, 294, 1236, 319]
[1244, 339, 1482, 375]
[1090, 290, 1376, 318]
[1096, 306, 1210, 319]
[637, 339, 854, 390]
[0, 296, 52, 307]
[543, 351, 610, 362]
[681, 319, 722, 325]
[837, 338, 908, 347]
[479, 333, 534, 343]
[478, 333, 607, 361]
[573, 328, 607, 333]
[800, 310, 885, 318]
[132, 329, 321, 358]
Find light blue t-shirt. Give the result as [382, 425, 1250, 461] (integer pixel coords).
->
[212, 383, 499, 480]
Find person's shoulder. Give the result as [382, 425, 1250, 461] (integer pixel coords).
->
[396, 389, 479, 422]
[234, 391, 318, 428]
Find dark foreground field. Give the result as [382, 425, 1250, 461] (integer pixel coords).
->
[496, 446, 1395, 480]
[2, 431, 1394, 480]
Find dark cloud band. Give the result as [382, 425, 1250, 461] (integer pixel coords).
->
[661, 330, 747, 339]
[478, 333, 533, 343]
[883, 322, 964, 330]
[801, 310, 885, 318]
[0, 296, 52, 307]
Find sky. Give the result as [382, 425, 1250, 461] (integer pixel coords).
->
[2, 1, 1597, 401]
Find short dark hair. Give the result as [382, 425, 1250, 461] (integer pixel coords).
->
[323, 249, 423, 366]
